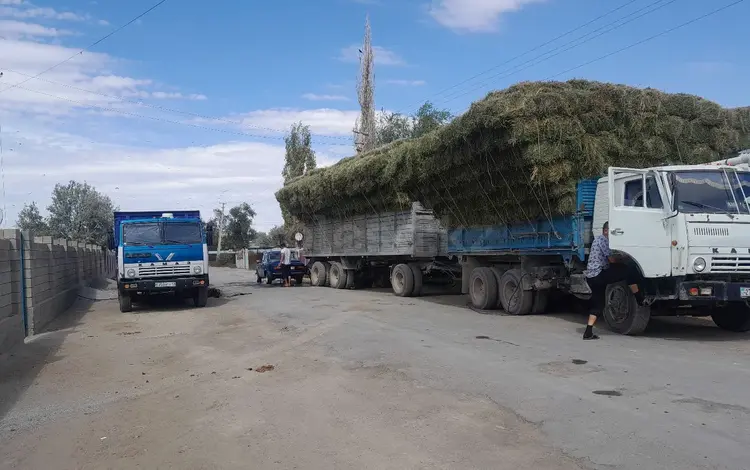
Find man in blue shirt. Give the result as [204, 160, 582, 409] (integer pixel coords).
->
[584, 221, 643, 339]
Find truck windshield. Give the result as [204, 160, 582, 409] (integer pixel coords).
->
[123, 223, 161, 245]
[123, 221, 202, 245]
[673, 171, 750, 214]
[163, 222, 202, 244]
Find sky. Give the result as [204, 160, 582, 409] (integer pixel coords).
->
[0, 0, 747, 232]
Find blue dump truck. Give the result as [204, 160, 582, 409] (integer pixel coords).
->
[452, 158, 750, 335]
[114, 211, 209, 312]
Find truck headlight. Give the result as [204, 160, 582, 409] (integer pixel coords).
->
[693, 257, 706, 272]
[193, 265, 202, 274]
[126, 268, 136, 278]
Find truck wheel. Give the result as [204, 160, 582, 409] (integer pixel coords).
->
[294, 275, 305, 286]
[194, 287, 208, 307]
[345, 270, 355, 289]
[498, 269, 534, 315]
[329, 262, 347, 289]
[490, 268, 506, 309]
[711, 304, 750, 332]
[409, 264, 424, 297]
[391, 263, 414, 297]
[119, 292, 133, 313]
[322, 262, 331, 287]
[310, 261, 328, 287]
[531, 290, 549, 314]
[603, 282, 650, 335]
[470, 267, 498, 310]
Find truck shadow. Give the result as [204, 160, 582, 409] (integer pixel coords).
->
[0, 298, 95, 424]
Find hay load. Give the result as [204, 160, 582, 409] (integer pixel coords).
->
[276, 80, 749, 227]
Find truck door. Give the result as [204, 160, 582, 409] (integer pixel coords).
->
[607, 168, 672, 277]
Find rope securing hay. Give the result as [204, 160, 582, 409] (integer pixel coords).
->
[276, 80, 749, 227]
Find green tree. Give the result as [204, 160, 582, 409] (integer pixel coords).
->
[282, 122, 317, 184]
[16, 202, 49, 235]
[267, 225, 288, 247]
[375, 110, 412, 146]
[223, 202, 257, 250]
[46, 181, 116, 247]
[251, 231, 273, 247]
[411, 101, 453, 138]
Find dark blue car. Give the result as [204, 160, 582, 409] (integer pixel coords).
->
[255, 249, 306, 285]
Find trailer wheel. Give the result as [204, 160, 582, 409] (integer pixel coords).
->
[329, 262, 347, 289]
[118, 292, 133, 313]
[322, 262, 331, 287]
[391, 263, 415, 297]
[498, 269, 534, 315]
[310, 261, 328, 287]
[603, 282, 650, 335]
[345, 269, 355, 289]
[470, 267, 498, 310]
[409, 264, 424, 297]
[531, 290, 549, 314]
[711, 304, 750, 332]
[490, 268, 505, 309]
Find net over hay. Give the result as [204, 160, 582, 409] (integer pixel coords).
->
[277, 80, 749, 228]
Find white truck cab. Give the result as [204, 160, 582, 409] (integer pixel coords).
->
[594, 150, 750, 332]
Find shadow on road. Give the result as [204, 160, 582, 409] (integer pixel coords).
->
[0, 298, 95, 423]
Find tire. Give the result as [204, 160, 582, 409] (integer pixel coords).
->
[266, 274, 273, 285]
[602, 281, 650, 335]
[345, 270, 355, 289]
[391, 263, 415, 297]
[498, 269, 534, 315]
[409, 264, 424, 297]
[329, 262, 347, 289]
[194, 287, 208, 307]
[531, 290, 550, 314]
[322, 262, 331, 286]
[294, 275, 304, 286]
[490, 268, 506, 309]
[310, 261, 328, 287]
[119, 292, 133, 313]
[469, 267, 498, 310]
[256, 272, 262, 284]
[711, 304, 750, 332]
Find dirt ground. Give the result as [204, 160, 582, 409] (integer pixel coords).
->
[0, 269, 584, 470]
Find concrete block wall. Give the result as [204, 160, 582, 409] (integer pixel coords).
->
[0, 229, 116, 354]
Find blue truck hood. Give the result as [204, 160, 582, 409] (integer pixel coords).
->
[123, 244, 204, 263]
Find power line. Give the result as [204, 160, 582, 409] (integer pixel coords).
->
[10, 83, 354, 146]
[0, 0, 169, 95]
[438, 0, 679, 106]
[0, 67, 355, 141]
[545, 0, 746, 81]
[395, 0, 642, 114]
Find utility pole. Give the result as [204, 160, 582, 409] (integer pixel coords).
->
[216, 202, 226, 256]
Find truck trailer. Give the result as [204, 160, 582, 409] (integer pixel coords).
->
[454, 153, 750, 335]
[303, 202, 458, 296]
[114, 210, 209, 312]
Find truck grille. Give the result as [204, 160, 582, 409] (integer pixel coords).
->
[693, 226, 729, 237]
[710, 256, 750, 273]
[137, 265, 192, 276]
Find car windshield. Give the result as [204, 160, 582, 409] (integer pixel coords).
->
[123, 223, 162, 245]
[266, 250, 300, 262]
[123, 221, 202, 245]
[163, 222, 202, 244]
[673, 170, 750, 214]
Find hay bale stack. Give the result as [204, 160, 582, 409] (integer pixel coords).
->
[276, 80, 749, 227]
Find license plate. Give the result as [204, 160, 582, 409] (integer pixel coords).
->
[741, 287, 750, 298]
[155, 281, 176, 288]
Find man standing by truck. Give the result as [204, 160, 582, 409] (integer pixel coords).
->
[583, 222, 644, 340]
[279, 242, 292, 287]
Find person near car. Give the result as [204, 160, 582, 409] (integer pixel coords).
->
[279, 242, 292, 287]
[583, 221, 644, 340]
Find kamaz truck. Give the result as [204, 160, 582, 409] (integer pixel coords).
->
[454, 150, 750, 335]
[114, 210, 209, 312]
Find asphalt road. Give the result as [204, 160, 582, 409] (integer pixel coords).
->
[1, 268, 748, 469]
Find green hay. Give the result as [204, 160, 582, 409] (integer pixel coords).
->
[276, 80, 750, 227]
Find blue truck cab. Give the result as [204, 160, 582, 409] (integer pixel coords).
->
[115, 210, 209, 312]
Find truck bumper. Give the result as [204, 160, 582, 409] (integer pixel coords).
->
[118, 274, 209, 293]
[678, 280, 750, 302]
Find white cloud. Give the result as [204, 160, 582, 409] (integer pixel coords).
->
[0, 19, 74, 39]
[429, 0, 547, 33]
[302, 93, 350, 102]
[0, 5, 89, 21]
[386, 79, 426, 86]
[238, 108, 360, 136]
[339, 44, 406, 66]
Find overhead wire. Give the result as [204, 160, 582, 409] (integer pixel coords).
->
[0, 0, 170, 95]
